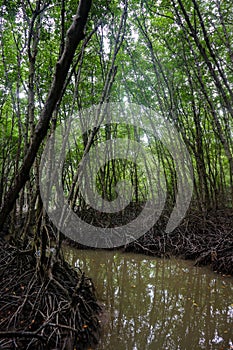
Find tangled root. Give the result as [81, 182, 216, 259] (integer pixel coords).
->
[0, 239, 101, 349]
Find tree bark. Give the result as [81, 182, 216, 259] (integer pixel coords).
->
[0, 0, 92, 230]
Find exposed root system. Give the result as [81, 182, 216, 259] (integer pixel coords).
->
[0, 240, 101, 349]
[72, 206, 233, 275]
[124, 209, 233, 275]
[71, 206, 233, 275]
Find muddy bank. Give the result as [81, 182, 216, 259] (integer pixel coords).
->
[124, 209, 233, 275]
[0, 239, 102, 350]
[0, 207, 232, 349]
[69, 206, 233, 275]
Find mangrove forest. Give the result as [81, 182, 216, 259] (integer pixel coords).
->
[0, 0, 232, 348]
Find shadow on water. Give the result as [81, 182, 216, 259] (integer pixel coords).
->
[63, 248, 233, 350]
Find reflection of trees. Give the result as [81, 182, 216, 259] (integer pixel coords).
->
[64, 249, 233, 349]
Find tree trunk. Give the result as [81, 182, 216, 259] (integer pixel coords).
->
[0, 0, 92, 230]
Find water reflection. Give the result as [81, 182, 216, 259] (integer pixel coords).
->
[64, 248, 233, 350]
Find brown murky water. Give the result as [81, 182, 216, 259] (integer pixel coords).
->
[64, 248, 233, 350]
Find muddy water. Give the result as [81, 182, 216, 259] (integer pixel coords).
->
[64, 248, 233, 350]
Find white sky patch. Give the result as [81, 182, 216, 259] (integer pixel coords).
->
[42, 16, 56, 33]
[131, 28, 139, 42]
[142, 133, 149, 145]
[101, 25, 111, 56]
[15, 8, 24, 25]
[17, 91, 26, 99]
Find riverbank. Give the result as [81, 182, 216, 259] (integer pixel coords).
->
[0, 238, 101, 350]
[0, 207, 232, 349]
[70, 207, 233, 276]
[124, 208, 233, 275]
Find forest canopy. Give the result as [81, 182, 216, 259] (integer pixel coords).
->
[0, 1, 233, 348]
[0, 0, 233, 233]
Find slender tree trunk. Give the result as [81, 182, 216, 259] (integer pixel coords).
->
[0, 0, 92, 230]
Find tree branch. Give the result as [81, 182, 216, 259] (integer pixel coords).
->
[0, 0, 92, 230]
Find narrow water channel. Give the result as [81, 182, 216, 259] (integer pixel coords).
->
[64, 248, 233, 350]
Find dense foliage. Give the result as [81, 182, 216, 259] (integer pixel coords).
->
[0, 1, 233, 348]
[0, 0, 232, 234]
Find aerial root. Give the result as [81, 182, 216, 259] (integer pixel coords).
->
[0, 240, 101, 350]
